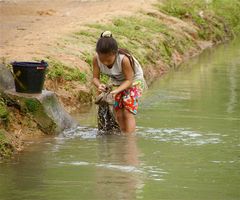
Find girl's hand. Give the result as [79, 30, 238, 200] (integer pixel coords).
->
[98, 84, 107, 92]
[110, 90, 118, 98]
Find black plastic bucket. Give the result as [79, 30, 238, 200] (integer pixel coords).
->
[11, 60, 48, 93]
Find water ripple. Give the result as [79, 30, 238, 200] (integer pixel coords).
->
[59, 161, 90, 166]
[58, 161, 141, 173]
[96, 163, 142, 173]
[142, 165, 168, 181]
[60, 126, 98, 139]
[58, 161, 168, 181]
[137, 127, 222, 145]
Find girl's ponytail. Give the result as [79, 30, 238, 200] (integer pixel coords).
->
[118, 48, 135, 71]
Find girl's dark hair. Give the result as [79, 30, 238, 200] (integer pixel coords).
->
[118, 48, 135, 70]
[96, 31, 118, 54]
[96, 31, 135, 69]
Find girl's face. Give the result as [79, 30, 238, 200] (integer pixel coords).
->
[98, 52, 116, 68]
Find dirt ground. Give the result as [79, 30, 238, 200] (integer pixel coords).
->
[0, 0, 157, 61]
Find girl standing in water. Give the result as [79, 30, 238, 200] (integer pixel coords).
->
[92, 31, 146, 134]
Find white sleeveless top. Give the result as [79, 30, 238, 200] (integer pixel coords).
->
[96, 53, 144, 86]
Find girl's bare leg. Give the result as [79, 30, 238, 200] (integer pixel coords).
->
[123, 108, 136, 134]
[115, 109, 126, 132]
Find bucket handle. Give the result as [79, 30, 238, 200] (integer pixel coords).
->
[10, 70, 26, 90]
[9, 62, 26, 90]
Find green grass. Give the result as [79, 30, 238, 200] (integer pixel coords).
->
[211, 0, 240, 34]
[158, 0, 240, 40]
[25, 99, 41, 113]
[0, 130, 13, 159]
[0, 98, 9, 125]
[81, 51, 93, 69]
[46, 58, 87, 83]
[100, 74, 110, 84]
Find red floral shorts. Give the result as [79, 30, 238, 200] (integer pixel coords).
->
[114, 82, 143, 115]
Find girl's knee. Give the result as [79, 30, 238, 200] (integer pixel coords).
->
[123, 108, 135, 117]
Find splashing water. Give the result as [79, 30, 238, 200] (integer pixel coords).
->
[95, 86, 121, 135]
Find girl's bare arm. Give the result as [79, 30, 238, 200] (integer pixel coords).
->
[92, 55, 106, 92]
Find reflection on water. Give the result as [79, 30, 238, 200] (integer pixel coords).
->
[1, 39, 240, 199]
[227, 63, 238, 113]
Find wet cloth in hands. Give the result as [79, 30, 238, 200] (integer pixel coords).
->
[95, 86, 121, 135]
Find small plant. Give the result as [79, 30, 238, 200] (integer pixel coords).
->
[75, 30, 96, 38]
[0, 130, 14, 159]
[25, 99, 40, 113]
[100, 74, 110, 84]
[65, 68, 87, 83]
[81, 51, 93, 69]
[0, 99, 9, 126]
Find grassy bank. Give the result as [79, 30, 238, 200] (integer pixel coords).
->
[160, 0, 240, 36]
[44, 0, 240, 108]
[159, 0, 240, 40]
[0, 94, 43, 159]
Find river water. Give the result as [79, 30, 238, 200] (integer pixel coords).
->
[0, 39, 240, 200]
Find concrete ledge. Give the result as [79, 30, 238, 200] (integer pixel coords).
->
[4, 89, 78, 134]
[0, 64, 15, 91]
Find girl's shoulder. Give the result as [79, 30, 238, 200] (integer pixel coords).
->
[121, 55, 131, 66]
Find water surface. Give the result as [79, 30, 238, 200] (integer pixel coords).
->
[0, 39, 240, 200]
